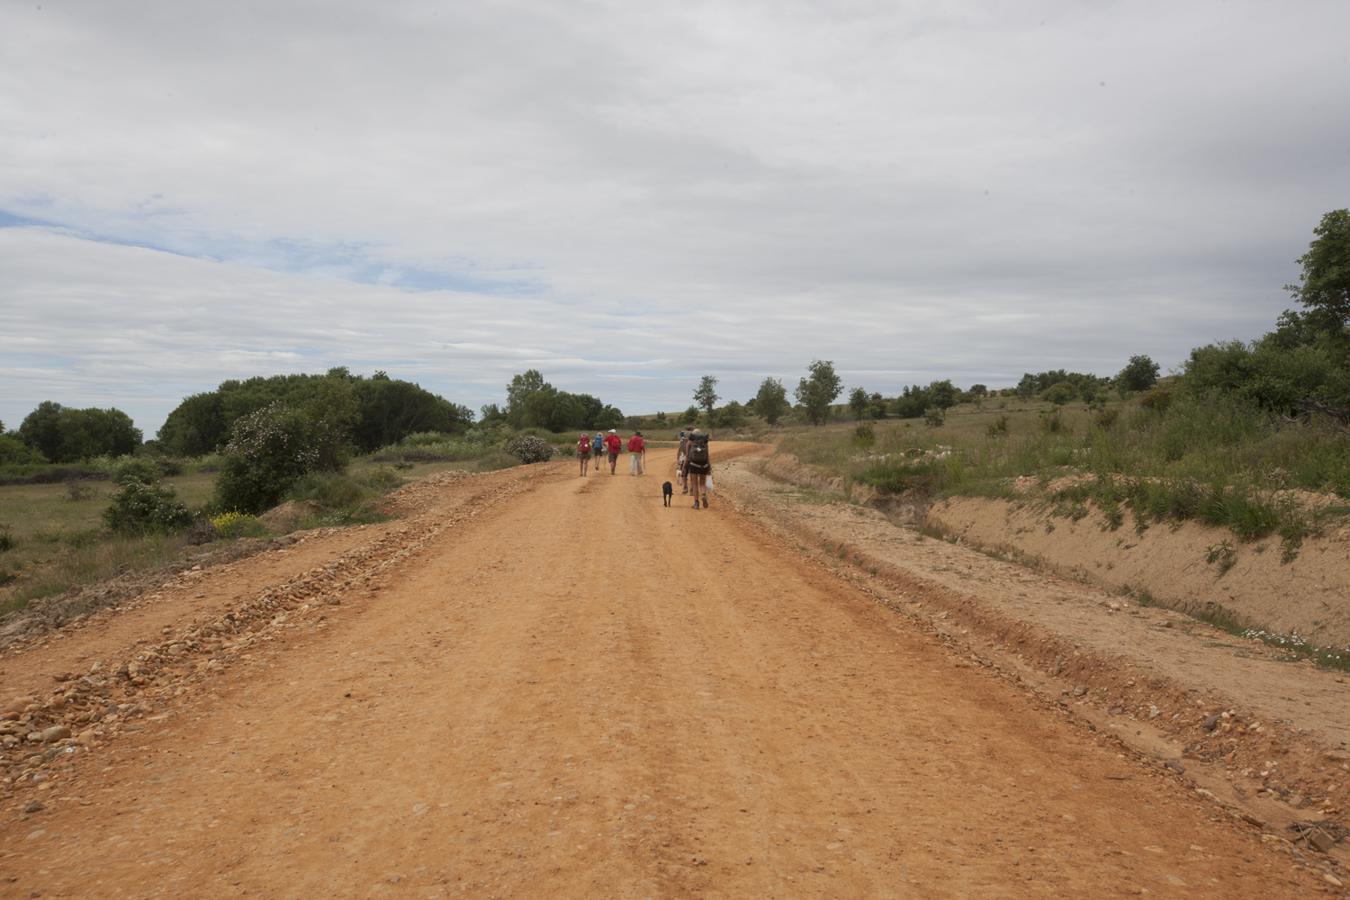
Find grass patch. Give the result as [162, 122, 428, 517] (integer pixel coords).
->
[778, 393, 1348, 545]
[0, 533, 188, 616]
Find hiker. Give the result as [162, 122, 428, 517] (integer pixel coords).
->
[604, 428, 623, 475]
[685, 428, 712, 509]
[592, 432, 604, 473]
[676, 430, 689, 493]
[577, 432, 592, 476]
[627, 430, 646, 475]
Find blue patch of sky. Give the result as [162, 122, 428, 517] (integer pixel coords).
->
[0, 207, 541, 296]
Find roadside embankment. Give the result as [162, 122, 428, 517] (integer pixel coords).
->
[928, 493, 1350, 650]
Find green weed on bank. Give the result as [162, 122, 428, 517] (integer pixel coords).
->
[778, 393, 1350, 546]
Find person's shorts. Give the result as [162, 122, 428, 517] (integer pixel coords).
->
[608, 452, 619, 462]
[685, 461, 711, 476]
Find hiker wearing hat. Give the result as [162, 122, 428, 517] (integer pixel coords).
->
[604, 428, 623, 474]
[626, 430, 646, 475]
[592, 432, 604, 472]
[576, 432, 593, 477]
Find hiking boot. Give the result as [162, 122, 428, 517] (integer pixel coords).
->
[702, 496, 709, 508]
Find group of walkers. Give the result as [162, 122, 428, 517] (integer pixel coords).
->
[574, 427, 714, 509]
[577, 428, 646, 477]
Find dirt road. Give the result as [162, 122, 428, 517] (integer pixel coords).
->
[0, 450, 1331, 896]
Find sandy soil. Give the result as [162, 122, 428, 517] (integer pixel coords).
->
[0, 449, 1341, 896]
[928, 494, 1350, 648]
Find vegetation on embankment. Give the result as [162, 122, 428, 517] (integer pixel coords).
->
[777, 391, 1349, 551]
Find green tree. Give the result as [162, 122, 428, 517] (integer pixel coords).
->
[1041, 382, 1077, 405]
[0, 433, 43, 465]
[1015, 374, 1038, 400]
[927, 379, 959, 410]
[681, 405, 699, 425]
[18, 402, 141, 462]
[18, 401, 64, 461]
[505, 369, 548, 428]
[351, 377, 470, 452]
[1117, 355, 1160, 393]
[795, 360, 843, 426]
[1287, 208, 1350, 334]
[754, 377, 789, 425]
[693, 376, 720, 419]
[848, 387, 869, 421]
[893, 385, 930, 419]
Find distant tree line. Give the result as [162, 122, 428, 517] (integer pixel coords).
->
[6, 402, 142, 464]
[479, 369, 623, 432]
[158, 368, 473, 456]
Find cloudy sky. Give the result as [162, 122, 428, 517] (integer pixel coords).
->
[2, 0, 1348, 434]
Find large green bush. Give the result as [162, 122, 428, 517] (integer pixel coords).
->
[103, 479, 193, 534]
[214, 402, 352, 514]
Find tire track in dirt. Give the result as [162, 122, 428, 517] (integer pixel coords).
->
[0, 450, 1338, 897]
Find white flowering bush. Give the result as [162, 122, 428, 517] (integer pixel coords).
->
[505, 434, 555, 464]
[215, 402, 352, 513]
[103, 479, 193, 534]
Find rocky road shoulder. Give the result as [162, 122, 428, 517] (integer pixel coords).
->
[0, 465, 547, 808]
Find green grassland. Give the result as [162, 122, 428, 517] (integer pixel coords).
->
[0, 457, 476, 615]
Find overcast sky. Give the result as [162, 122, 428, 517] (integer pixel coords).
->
[2, 0, 1348, 434]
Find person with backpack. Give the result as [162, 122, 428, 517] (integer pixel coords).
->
[577, 432, 593, 477]
[592, 432, 604, 472]
[684, 428, 711, 508]
[627, 430, 646, 475]
[604, 429, 623, 474]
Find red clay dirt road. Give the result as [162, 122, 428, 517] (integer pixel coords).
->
[0, 448, 1330, 897]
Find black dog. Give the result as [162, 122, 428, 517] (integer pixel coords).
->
[662, 481, 673, 507]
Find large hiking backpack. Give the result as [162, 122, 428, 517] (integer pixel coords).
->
[687, 434, 710, 465]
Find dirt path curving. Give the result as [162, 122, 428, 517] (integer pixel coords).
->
[0, 450, 1336, 896]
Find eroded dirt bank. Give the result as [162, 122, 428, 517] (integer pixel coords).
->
[928, 494, 1350, 649]
[0, 449, 1342, 896]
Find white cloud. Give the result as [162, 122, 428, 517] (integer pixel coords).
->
[2, 0, 1347, 432]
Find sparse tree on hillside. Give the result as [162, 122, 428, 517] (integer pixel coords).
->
[1117, 355, 1160, 393]
[1287, 208, 1350, 333]
[848, 387, 869, 421]
[681, 405, 699, 425]
[795, 360, 843, 426]
[754, 377, 789, 425]
[928, 379, 959, 410]
[693, 376, 720, 418]
[1041, 382, 1076, 405]
[869, 392, 888, 419]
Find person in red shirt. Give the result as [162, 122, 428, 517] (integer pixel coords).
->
[604, 429, 623, 475]
[576, 432, 592, 477]
[626, 430, 646, 476]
